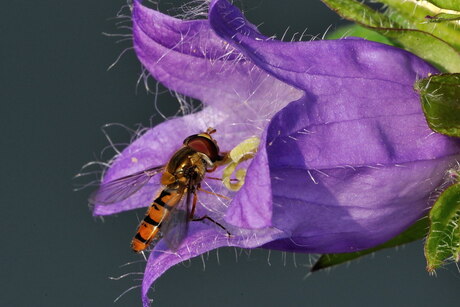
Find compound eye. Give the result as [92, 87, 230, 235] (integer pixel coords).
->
[186, 136, 219, 162]
[183, 134, 198, 145]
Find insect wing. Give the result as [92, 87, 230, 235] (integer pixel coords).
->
[89, 165, 164, 205]
[160, 187, 192, 251]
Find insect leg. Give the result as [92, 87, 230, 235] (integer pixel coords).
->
[205, 176, 223, 181]
[192, 215, 231, 236]
[197, 187, 231, 200]
[189, 188, 198, 219]
[206, 176, 239, 182]
[206, 165, 218, 173]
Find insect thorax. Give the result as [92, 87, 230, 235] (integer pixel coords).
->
[163, 147, 208, 186]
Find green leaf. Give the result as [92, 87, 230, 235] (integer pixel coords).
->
[326, 24, 394, 45]
[311, 218, 429, 272]
[320, 0, 460, 72]
[424, 183, 460, 272]
[423, 0, 460, 11]
[379, 0, 460, 50]
[414, 73, 460, 137]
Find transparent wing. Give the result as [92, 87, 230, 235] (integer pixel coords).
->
[89, 165, 165, 205]
[160, 185, 193, 251]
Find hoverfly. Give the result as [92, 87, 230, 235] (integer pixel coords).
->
[90, 128, 229, 253]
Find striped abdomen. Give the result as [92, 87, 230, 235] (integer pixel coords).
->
[131, 188, 182, 253]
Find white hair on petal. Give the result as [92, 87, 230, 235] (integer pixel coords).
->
[113, 284, 142, 303]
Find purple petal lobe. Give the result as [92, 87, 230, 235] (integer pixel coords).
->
[142, 223, 284, 306]
[133, 0, 300, 111]
[133, 0, 234, 104]
[260, 96, 460, 253]
[209, 0, 437, 92]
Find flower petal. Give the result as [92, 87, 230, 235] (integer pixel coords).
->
[141, 222, 285, 306]
[132, 0, 301, 111]
[208, 0, 437, 92]
[260, 96, 460, 253]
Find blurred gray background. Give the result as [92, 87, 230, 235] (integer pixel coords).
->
[2, 0, 459, 306]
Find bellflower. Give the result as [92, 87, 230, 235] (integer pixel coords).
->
[94, 0, 460, 305]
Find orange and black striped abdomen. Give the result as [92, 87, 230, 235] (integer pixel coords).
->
[131, 188, 181, 253]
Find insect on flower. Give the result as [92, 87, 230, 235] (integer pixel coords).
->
[90, 128, 230, 252]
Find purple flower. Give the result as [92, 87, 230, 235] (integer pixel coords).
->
[94, 0, 460, 304]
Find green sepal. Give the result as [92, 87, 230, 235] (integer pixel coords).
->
[311, 218, 429, 272]
[320, 0, 460, 72]
[326, 24, 393, 45]
[379, 0, 460, 50]
[414, 73, 460, 137]
[424, 183, 460, 272]
[423, 0, 460, 11]
[425, 12, 460, 23]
